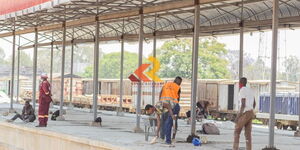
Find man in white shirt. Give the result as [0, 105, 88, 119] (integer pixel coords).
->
[233, 77, 256, 150]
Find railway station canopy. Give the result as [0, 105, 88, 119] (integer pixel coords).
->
[0, 0, 299, 49]
[1, 0, 299, 149]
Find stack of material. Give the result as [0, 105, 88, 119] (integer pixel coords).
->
[179, 80, 191, 117]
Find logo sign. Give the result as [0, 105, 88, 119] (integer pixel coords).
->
[128, 56, 162, 82]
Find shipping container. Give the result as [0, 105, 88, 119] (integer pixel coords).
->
[259, 93, 300, 115]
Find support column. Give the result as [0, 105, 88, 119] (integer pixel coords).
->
[69, 29, 74, 109]
[134, 7, 144, 133]
[151, 15, 157, 106]
[16, 36, 20, 104]
[117, 21, 125, 116]
[92, 18, 100, 122]
[296, 81, 300, 136]
[32, 28, 38, 111]
[267, 0, 279, 149]
[190, 2, 200, 136]
[49, 41, 54, 109]
[9, 19, 16, 112]
[239, 0, 244, 79]
[57, 22, 66, 121]
[50, 33, 54, 86]
[239, 26, 244, 79]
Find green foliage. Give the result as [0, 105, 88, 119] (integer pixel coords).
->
[156, 38, 229, 79]
[283, 56, 300, 82]
[244, 58, 269, 80]
[6, 51, 32, 67]
[19, 51, 32, 67]
[82, 65, 93, 78]
[83, 51, 141, 78]
[0, 48, 6, 64]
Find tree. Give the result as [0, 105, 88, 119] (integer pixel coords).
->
[35, 44, 96, 75]
[283, 56, 300, 82]
[19, 51, 33, 67]
[82, 51, 142, 78]
[0, 48, 6, 64]
[156, 38, 229, 79]
[6, 51, 32, 67]
[244, 57, 270, 80]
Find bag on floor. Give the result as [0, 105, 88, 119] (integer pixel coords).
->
[51, 110, 60, 121]
[202, 123, 220, 135]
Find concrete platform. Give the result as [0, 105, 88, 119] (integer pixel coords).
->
[0, 103, 300, 150]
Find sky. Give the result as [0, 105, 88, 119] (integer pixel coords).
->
[1, 28, 300, 72]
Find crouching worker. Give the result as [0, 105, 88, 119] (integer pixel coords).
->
[145, 76, 182, 146]
[145, 101, 176, 146]
[7, 101, 35, 123]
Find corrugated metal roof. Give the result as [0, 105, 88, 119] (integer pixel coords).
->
[0, 0, 300, 49]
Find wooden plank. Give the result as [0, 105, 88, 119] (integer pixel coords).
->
[99, 10, 139, 21]
[39, 24, 62, 31]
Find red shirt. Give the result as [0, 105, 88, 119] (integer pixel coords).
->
[39, 80, 51, 97]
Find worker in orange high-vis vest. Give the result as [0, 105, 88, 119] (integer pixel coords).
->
[159, 76, 182, 146]
[36, 73, 52, 127]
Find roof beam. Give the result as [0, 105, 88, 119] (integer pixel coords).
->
[18, 15, 300, 50]
[0, 0, 225, 38]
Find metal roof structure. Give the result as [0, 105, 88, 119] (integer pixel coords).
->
[1, 1, 299, 148]
[0, 0, 300, 49]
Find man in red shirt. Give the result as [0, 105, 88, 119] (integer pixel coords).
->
[36, 73, 52, 127]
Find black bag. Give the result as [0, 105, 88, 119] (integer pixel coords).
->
[94, 117, 102, 126]
[95, 117, 102, 123]
[51, 110, 60, 121]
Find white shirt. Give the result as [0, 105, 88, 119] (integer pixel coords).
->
[238, 86, 255, 113]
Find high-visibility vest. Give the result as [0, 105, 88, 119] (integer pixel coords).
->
[160, 82, 180, 103]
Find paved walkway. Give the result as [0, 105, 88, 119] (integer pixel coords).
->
[0, 103, 299, 150]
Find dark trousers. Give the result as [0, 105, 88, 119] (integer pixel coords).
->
[11, 114, 35, 122]
[164, 114, 174, 144]
[161, 104, 181, 144]
[160, 112, 168, 139]
[172, 104, 180, 139]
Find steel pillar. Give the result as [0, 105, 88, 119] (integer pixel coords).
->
[268, 0, 279, 148]
[117, 21, 125, 116]
[50, 33, 54, 86]
[69, 30, 75, 109]
[151, 15, 157, 106]
[93, 19, 100, 121]
[238, 0, 244, 79]
[32, 28, 38, 111]
[10, 19, 16, 112]
[16, 36, 20, 104]
[49, 41, 54, 109]
[151, 34, 157, 106]
[190, 3, 200, 136]
[57, 22, 67, 120]
[134, 7, 144, 133]
[298, 81, 300, 132]
[296, 81, 300, 137]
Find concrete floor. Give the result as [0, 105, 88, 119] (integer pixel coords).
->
[0, 103, 300, 150]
